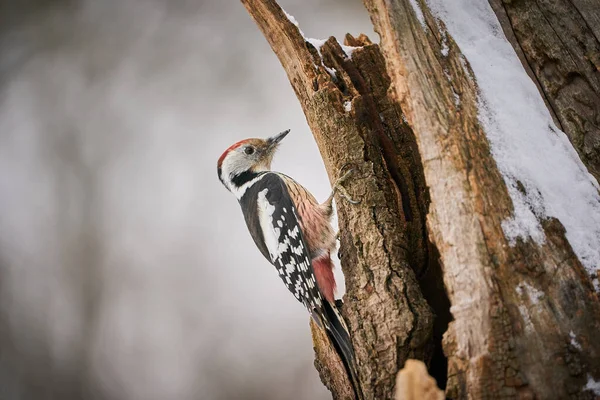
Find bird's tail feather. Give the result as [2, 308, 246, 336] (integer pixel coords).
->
[322, 300, 363, 400]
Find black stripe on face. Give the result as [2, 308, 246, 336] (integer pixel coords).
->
[217, 166, 225, 186]
[231, 169, 259, 188]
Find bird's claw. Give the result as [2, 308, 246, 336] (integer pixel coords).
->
[333, 167, 360, 205]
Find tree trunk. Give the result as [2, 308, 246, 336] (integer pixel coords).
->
[241, 0, 600, 399]
[489, 0, 600, 184]
[240, 2, 441, 398]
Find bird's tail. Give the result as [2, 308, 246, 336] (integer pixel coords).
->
[322, 300, 363, 400]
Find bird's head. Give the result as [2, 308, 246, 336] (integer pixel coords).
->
[217, 129, 290, 195]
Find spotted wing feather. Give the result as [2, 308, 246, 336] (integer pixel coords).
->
[238, 172, 362, 398]
[239, 172, 325, 317]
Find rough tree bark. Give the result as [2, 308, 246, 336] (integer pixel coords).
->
[489, 0, 600, 184]
[241, 0, 600, 399]
[240, 1, 440, 399]
[365, 0, 600, 399]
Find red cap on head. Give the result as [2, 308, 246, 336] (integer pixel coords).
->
[217, 139, 249, 169]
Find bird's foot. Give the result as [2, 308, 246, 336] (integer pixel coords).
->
[332, 167, 360, 205]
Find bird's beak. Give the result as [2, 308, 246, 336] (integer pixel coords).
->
[266, 129, 290, 150]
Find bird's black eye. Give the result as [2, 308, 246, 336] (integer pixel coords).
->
[244, 146, 255, 155]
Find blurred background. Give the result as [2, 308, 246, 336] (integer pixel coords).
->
[0, 1, 375, 399]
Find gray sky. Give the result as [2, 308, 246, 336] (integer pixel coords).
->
[0, 1, 375, 399]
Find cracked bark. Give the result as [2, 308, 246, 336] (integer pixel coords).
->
[241, 1, 438, 399]
[489, 0, 600, 183]
[242, 0, 600, 398]
[364, 0, 600, 399]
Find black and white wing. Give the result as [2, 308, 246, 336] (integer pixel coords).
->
[239, 172, 324, 316]
[238, 172, 362, 398]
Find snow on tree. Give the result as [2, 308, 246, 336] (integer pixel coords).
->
[241, 0, 600, 398]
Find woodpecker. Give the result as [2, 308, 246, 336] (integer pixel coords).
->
[217, 129, 361, 397]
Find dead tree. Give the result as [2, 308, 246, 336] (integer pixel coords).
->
[489, 0, 600, 184]
[241, 0, 600, 399]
